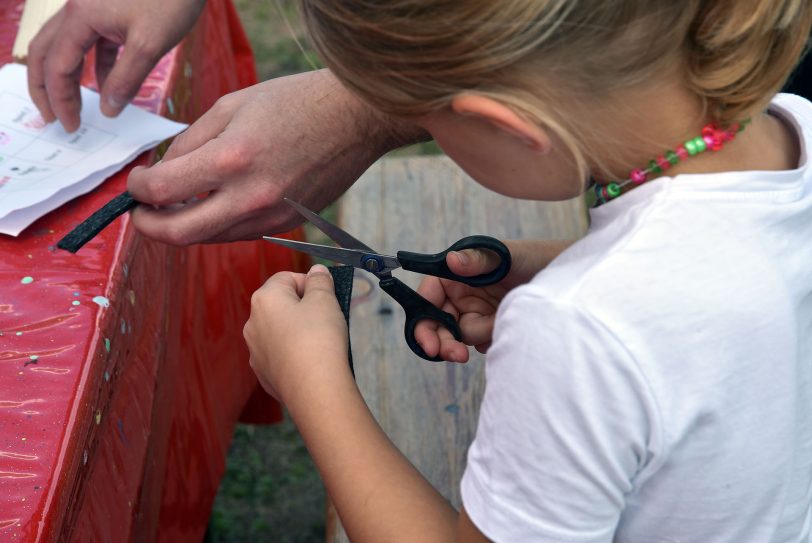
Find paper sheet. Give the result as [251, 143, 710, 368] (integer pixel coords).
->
[0, 63, 187, 236]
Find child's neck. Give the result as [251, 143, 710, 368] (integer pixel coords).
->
[593, 78, 799, 184]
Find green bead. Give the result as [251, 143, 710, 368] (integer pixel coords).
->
[693, 136, 707, 153]
[665, 150, 679, 165]
[685, 139, 698, 155]
[606, 182, 621, 198]
[648, 159, 662, 175]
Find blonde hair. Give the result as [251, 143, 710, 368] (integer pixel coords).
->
[302, 0, 812, 178]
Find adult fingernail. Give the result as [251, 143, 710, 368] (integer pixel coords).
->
[452, 250, 469, 266]
[107, 95, 124, 111]
[308, 264, 329, 276]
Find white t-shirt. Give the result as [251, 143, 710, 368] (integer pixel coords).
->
[461, 93, 812, 543]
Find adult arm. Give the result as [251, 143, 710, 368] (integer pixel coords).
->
[27, 0, 206, 133]
[127, 70, 429, 244]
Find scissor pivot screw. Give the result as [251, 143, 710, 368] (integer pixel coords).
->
[362, 255, 382, 272]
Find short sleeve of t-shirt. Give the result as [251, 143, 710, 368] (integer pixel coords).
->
[461, 287, 664, 542]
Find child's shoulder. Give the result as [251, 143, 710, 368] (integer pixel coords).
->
[773, 92, 812, 126]
[502, 173, 810, 359]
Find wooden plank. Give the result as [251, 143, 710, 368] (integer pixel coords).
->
[13, 0, 67, 62]
[326, 155, 587, 542]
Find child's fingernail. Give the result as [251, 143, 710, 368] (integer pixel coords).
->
[452, 250, 469, 266]
[308, 264, 329, 276]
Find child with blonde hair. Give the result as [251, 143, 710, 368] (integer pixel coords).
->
[243, 1, 812, 540]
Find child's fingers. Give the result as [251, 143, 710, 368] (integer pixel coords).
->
[459, 313, 496, 346]
[474, 341, 491, 354]
[416, 275, 446, 306]
[414, 319, 441, 358]
[260, 271, 307, 299]
[437, 324, 469, 363]
[414, 319, 469, 362]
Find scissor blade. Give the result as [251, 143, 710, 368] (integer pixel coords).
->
[262, 236, 400, 271]
[284, 198, 376, 252]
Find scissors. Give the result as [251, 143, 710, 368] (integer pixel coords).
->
[263, 199, 512, 361]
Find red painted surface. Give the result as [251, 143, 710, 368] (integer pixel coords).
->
[0, 2, 304, 541]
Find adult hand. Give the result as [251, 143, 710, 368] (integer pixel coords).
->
[128, 70, 427, 244]
[414, 239, 575, 362]
[27, 0, 206, 133]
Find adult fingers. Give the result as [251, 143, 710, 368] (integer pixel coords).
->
[98, 36, 163, 118]
[130, 189, 247, 245]
[27, 9, 67, 125]
[161, 98, 235, 161]
[128, 138, 233, 207]
[41, 18, 99, 133]
[94, 38, 120, 91]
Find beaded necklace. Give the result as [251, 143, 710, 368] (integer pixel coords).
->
[587, 118, 750, 208]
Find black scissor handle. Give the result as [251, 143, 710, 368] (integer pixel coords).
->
[397, 235, 511, 288]
[379, 276, 462, 362]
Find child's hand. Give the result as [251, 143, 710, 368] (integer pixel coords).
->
[414, 239, 574, 362]
[243, 264, 350, 405]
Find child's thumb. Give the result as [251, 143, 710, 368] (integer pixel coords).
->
[304, 264, 335, 297]
[448, 248, 501, 277]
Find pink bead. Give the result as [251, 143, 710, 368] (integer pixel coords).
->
[655, 155, 671, 171]
[704, 132, 723, 151]
[630, 168, 647, 185]
[676, 145, 689, 160]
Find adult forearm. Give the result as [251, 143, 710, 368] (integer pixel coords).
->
[323, 68, 431, 171]
[284, 361, 457, 543]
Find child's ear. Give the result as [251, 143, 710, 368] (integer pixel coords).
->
[450, 94, 551, 153]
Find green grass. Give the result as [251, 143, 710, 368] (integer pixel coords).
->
[232, 0, 319, 81]
[206, 421, 325, 543]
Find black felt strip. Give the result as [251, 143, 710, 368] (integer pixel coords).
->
[328, 265, 355, 376]
[57, 191, 139, 253]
